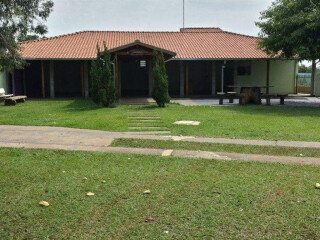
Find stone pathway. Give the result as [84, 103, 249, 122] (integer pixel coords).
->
[127, 108, 170, 135]
[1, 125, 320, 166]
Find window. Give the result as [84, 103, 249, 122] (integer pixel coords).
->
[237, 63, 251, 76]
[140, 60, 147, 68]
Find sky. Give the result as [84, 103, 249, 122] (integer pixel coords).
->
[45, 0, 274, 37]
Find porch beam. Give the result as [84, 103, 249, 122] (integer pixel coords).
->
[50, 61, 55, 98]
[41, 61, 45, 98]
[180, 61, 185, 97]
[84, 61, 89, 98]
[211, 61, 216, 96]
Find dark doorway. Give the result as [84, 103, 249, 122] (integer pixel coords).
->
[121, 57, 149, 97]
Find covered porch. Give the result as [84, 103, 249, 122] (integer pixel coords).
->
[5, 50, 297, 100]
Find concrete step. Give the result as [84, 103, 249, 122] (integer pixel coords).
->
[129, 120, 162, 123]
[128, 127, 168, 130]
[129, 117, 161, 119]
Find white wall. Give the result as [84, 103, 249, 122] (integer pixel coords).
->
[234, 60, 297, 94]
[0, 71, 7, 92]
[315, 70, 320, 96]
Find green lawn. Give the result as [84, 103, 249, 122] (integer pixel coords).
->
[1, 148, 320, 239]
[1, 99, 320, 141]
[112, 138, 320, 158]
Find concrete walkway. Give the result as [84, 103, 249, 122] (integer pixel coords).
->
[1, 125, 320, 166]
[171, 96, 320, 107]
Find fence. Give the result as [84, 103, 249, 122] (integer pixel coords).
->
[297, 73, 312, 94]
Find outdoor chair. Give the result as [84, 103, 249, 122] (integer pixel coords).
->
[0, 88, 27, 106]
[0, 88, 13, 102]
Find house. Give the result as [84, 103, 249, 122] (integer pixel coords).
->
[2, 28, 300, 98]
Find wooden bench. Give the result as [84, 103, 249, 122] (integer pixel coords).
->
[262, 94, 272, 106]
[217, 92, 226, 105]
[277, 94, 288, 105]
[239, 93, 248, 105]
[227, 92, 237, 103]
[5, 96, 27, 106]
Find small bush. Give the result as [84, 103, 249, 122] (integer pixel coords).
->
[90, 43, 116, 107]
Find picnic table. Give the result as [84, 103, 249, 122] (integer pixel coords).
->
[227, 85, 274, 105]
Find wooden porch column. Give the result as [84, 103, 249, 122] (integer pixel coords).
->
[266, 60, 270, 94]
[11, 71, 16, 95]
[148, 60, 153, 97]
[80, 62, 85, 97]
[114, 54, 120, 98]
[23, 69, 27, 95]
[84, 61, 89, 98]
[50, 61, 55, 98]
[185, 62, 189, 97]
[179, 61, 185, 97]
[41, 61, 45, 98]
[211, 61, 216, 96]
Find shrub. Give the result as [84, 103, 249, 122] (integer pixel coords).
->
[90, 43, 116, 107]
[152, 51, 170, 107]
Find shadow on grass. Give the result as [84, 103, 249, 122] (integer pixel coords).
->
[62, 98, 102, 112]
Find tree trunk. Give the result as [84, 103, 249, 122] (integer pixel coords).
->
[311, 60, 316, 96]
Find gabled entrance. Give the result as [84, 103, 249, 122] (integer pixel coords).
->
[110, 40, 176, 98]
[121, 56, 149, 97]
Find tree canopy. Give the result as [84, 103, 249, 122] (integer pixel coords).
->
[256, 0, 320, 62]
[0, 0, 54, 71]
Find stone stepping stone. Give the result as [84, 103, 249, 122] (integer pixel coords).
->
[173, 121, 200, 126]
[129, 117, 161, 119]
[130, 120, 162, 122]
[129, 127, 168, 130]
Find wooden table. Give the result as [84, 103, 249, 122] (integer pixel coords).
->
[227, 86, 273, 105]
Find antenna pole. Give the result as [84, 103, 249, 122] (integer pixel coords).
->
[183, 0, 185, 29]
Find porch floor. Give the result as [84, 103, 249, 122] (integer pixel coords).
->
[118, 96, 320, 107]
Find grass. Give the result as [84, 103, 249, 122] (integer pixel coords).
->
[1, 99, 320, 141]
[1, 147, 320, 239]
[111, 138, 320, 158]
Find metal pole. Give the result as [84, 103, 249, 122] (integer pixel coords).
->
[183, 0, 185, 29]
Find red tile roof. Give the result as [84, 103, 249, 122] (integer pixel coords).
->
[20, 28, 270, 60]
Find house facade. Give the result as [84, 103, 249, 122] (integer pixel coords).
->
[1, 28, 300, 98]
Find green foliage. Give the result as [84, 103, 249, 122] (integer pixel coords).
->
[90, 43, 116, 107]
[152, 51, 170, 107]
[299, 64, 312, 73]
[18, 34, 40, 42]
[256, 0, 320, 61]
[0, 0, 54, 71]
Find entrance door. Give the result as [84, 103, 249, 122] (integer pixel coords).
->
[121, 57, 149, 97]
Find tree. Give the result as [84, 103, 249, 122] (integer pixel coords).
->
[90, 43, 116, 108]
[152, 51, 170, 108]
[0, 0, 54, 71]
[256, 0, 320, 94]
[299, 64, 312, 73]
[18, 34, 40, 42]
